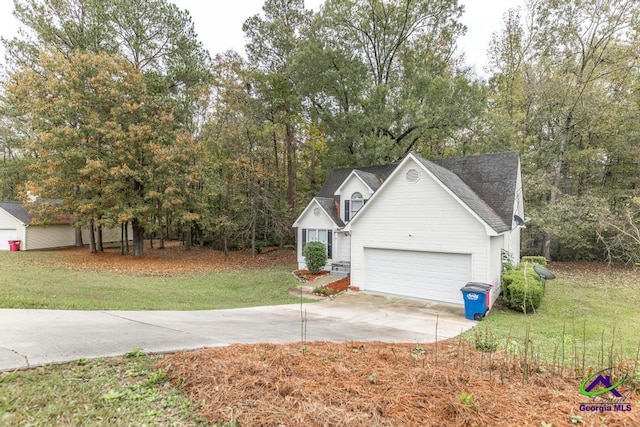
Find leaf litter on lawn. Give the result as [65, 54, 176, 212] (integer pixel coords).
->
[32, 242, 296, 276]
[159, 340, 640, 426]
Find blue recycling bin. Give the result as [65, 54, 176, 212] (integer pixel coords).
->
[465, 282, 493, 310]
[461, 284, 488, 321]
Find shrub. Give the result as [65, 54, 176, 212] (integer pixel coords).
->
[506, 275, 544, 313]
[303, 241, 327, 274]
[502, 263, 544, 313]
[521, 256, 548, 266]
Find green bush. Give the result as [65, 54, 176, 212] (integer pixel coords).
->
[521, 256, 548, 266]
[303, 241, 327, 274]
[502, 263, 544, 313]
[506, 276, 544, 313]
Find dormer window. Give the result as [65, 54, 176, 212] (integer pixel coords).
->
[351, 192, 364, 216]
[345, 192, 365, 222]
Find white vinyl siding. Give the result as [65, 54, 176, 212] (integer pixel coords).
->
[335, 176, 372, 223]
[0, 229, 19, 250]
[26, 225, 76, 250]
[488, 235, 504, 305]
[364, 249, 471, 304]
[0, 208, 25, 250]
[350, 158, 492, 295]
[27, 225, 127, 250]
[295, 200, 339, 270]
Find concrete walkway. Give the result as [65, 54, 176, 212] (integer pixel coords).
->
[0, 282, 476, 371]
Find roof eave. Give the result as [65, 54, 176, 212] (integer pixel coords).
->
[292, 198, 341, 228]
[333, 170, 374, 196]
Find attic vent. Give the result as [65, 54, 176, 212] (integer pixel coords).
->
[313, 207, 321, 216]
[405, 169, 420, 184]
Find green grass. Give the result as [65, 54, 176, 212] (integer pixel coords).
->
[0, 351, 209, 426]
[465, 263, 640, 369]
[0, 251, 307, 310]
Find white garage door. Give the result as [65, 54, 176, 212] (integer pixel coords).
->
[0, 229, 19, 250]
[364, 248, 471, 304]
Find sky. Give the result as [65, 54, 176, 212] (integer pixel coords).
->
[0, 0, 525, 76]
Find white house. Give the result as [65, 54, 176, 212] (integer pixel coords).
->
[0, 201, 126, 251]
[293, 152, 524, 306]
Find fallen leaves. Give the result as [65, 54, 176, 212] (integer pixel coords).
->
[160, 340, 640, 427]
[35, 242, 296, 276]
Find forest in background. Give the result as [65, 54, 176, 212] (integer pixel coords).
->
[0, 0, 639, 262]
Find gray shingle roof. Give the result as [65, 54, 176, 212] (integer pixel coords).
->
[313, 164, 396, 228]
[353, 170, 383, 192]
[432, 151, 520, 233]
[315, 197, 345, 227]
[316, 164, 397, 198]
[0, 201, 33, 225]
[415, 155, 511, 233]
[312, 152, 520, 234]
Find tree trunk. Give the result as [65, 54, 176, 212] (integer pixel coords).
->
[88, 218, 97, 254]
[543, 113, 571, 261]
[96, 226, 103, 252]
[120, 223, 126, 255]
[285, 106, 296, 216]
[185, 227, 191, 251]
[75, 227, 83, 247]
[125, 221, 130, 253]
[159, 225, 165, 249]
[131, 218, 145, 257]
[251, 218, 256, 258]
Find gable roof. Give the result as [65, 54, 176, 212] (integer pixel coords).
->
[431, 151, 520, 232]
[315, 197, 345, 227]
[0, 201, 33, 225]
[316, 164, 397, 198]
[0, 200, 73, 226]
[414, 155, 511, 233]
[292, 197, 345, 228]
[305, 151, 520, 234]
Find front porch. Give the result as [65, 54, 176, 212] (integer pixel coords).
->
[331, 260, 351, 275]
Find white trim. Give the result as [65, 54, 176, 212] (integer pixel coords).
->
[333, 170, 375, 196]
[344, 153, 499, 236]
[292, 198, 339, 228]
[0, 207, 27, 226]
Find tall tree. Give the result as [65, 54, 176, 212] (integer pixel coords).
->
[203, 52, 291, 255]
[5, 50, 201, 256]
[4, 0, 211, 255]
[294, 0, 482, 165]
[243, 0, 312, 218]
[485, 0, 640, 260]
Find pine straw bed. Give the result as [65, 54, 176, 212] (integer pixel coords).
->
[159, 340, 639, 426]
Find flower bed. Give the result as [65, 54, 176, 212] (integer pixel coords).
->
[313, 276, 353, 296]
[294, 269, 330, 282]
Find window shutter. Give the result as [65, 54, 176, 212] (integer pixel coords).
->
[344, 200, 350, 221]
[302, 229, 307, 249]
[327, 231, 333, 259]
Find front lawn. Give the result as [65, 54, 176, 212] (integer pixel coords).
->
[466, 262, 640, 369]
[0, 245, 305, 310]
[0, 351, 207, 426]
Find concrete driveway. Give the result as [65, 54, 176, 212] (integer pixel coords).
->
[0, 292, 475, 371]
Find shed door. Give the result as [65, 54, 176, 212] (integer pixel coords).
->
[364, 248, 471, 305]
[0, 229, 19, 250]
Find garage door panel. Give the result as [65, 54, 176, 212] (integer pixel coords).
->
[0, 229, 18, 250]
[364, 248, 471, 305]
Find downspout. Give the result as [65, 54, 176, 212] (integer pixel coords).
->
[23, 223, 28, 251]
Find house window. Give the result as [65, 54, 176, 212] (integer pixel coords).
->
[350, 192, 364, 218]
[302, 228, 332, 259]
